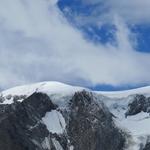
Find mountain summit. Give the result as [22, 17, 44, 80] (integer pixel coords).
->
[0, 81, 150, 150]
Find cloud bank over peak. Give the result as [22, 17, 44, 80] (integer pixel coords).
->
[0, 0, 150, 89]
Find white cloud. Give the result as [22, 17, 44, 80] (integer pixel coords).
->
[81, 0, 150, 24]
[0, 0, 150, 89]
[110, 0, 150, 24]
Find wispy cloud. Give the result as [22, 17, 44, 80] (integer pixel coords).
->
[80, 0, 150, 24]
[0, 0, 150, 89]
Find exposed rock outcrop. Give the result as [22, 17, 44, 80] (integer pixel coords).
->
[0, 91, 126, 150]
[126, 94, 150, 117]
[67, 91, 125, 150]
[143, 143, 150, 150]
[0, 92, 57, 150]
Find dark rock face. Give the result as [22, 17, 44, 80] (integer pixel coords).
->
[126, 94, 150, 117]
[140, 136, 150, 150]
[0, 91, 126, 150]
[67, 91, 125, 150]
[143, 143, 150, 150]
[0, 92, 58, 150]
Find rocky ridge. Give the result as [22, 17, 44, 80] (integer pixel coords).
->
[0, 82, 150, 150]
[0, 90, 126, 150]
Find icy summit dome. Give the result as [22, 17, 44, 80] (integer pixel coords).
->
[0, 81, 86, 104]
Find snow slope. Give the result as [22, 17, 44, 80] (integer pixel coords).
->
[42, 110, 66, 134]
[100, 95, 150, 149]
[0, 81, 86, 105]
[97, 86, 150, 98]
[1, 81, 150, 104]
[1, 81, 85, 97]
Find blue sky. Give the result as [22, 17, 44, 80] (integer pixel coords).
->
[58, 0, 150, 53]
[0, 0, 150, 91]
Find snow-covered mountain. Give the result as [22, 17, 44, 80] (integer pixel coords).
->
[0, 81, 150, 150]
[0, 81, 86, 105]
